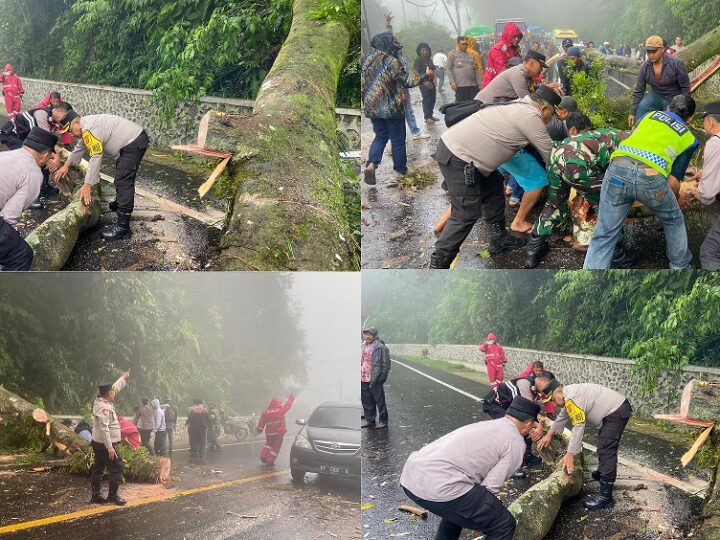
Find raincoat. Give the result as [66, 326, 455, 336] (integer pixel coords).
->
[483, 23, 523, 87]
[257, 394, 295, 465]
[0, 64, 23, 118]
[118, 416, 141, 448]
[479, 332, 508, 390]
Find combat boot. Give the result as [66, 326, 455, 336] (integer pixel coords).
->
[584, 480, 614, 510]
[488, 221, 526, 255]
[429, 251, 453, 269]
[107, 487, 127, 506]
[101, 211, 131, 241]
[364, 163, 376, 185]
[29, 198, 44, 210]
[523, 235, 549, 268]
[108, 199, 118, 212]
[609, 243, 637, 269]
[89, 491, 107, 504]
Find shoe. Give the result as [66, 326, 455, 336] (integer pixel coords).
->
[101, 212, 131, 241]
[428, 116, 440, 122]
[609, 244, 637, 268]
[108, 199, 118, 212]
[524, 235, 549, 269]
[107, 494, 127, 506]
[591, 469, 601, 481]
[40, 184, 60, 196]
[89, 493, 107, 504]
[361, 419, 375, 428]
[429, 251, 453, 269]
[584, 480, 614, 510]
[29, 198, 44, 210]
[488, 221, 526, 255]
[364, 163, 377, 185]
[512, 470, 527, 479]
[413, 133, 430, 140]
[373, 422, 387, 429]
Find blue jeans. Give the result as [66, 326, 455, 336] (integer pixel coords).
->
[583, 161, 691, 269]
[636, 91, 670, 123]
[435, 67, 445, 90]
[405, 98, 421, 136]
[508, 176, 524, 201]
[368, 117, 407, 174]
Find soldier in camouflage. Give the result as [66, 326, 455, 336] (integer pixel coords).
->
[524, 112, 630, 268]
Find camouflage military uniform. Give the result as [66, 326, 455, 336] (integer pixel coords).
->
[533, 128, 627, 238]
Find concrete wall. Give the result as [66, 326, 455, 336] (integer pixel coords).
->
[19, 77, 361, 150]
[388, 343, 720, 416]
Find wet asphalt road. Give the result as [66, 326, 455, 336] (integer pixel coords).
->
[360, 89, 717, 269]
[361, 357, 703, 540]
[1, 436, 359, 540]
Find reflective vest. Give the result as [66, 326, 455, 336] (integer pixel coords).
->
[612, 110, 696, 176]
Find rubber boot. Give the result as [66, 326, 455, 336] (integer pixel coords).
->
[89, 490, 107, 504]
[609, 243, 637, 269]
[591, 469, 601, 481]
[511, 469, 527, 479]
[101, 211, 131, 241]
[108, 199, 118, 212]
[584, 480, 614, 510]
[488, 221, 526, 255]
[364, 163, 376, 185]
[523, 234, 549, 268]
[429, 251, 453, 269]
[107, 486, 127, 506]
[29, 198, 44, 210]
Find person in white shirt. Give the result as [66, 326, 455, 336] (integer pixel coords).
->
[433, 48, 448, 91]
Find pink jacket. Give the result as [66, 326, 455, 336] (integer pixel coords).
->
[0, 65, 24, 97]
[483, 22, 523, 87]
[479, 333, 507, 366]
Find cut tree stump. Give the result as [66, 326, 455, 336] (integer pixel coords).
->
[680, 380, 720, 421]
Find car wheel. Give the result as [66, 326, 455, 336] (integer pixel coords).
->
[235, 427, 248, 441]
[291, 468, 306, 483]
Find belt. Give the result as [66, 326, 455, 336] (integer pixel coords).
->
[613, 156, 664, 176]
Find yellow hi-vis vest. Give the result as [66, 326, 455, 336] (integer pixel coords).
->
[612, 110, 697, 176]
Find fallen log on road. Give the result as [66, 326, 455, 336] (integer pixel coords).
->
[681, 380, 720, 421]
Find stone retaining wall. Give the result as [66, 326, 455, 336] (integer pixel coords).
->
[389, 343, 720, 416]
[19, 78, 361, 150]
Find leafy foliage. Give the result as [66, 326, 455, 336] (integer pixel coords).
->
[362, 271, 720, 393]
[566, 56, 623, 129]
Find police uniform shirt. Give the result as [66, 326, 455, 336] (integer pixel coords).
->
[475, 63, 533, 104]
[551, 383, 626, 454]
[67, 115, 144, 186]
[699, 135, 720, 204]
[0, 148, 43, 224]
[92, 375, 127, 449]
[400, 417, 525, 502]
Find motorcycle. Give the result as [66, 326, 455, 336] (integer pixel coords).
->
[222, 416, 256, 441]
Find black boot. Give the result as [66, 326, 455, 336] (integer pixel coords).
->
[488, 221, 526, 255]
[523, 234, 549, 268]
[107, 487, 127, 506]
[591, 469, 601, 481]
[108, 199, 118, 212]
[609, 243, 637, 269]
[101, 212, 131, 241]
[89, 490, 107, 504]
[429, 251, 453, 269]
[584, 480, 614, 510]
[29, 198, 44, 210]
[40, 178, 60, 197]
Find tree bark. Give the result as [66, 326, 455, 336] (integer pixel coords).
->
[677, 27, 720, 72]
[680, 380, 720, 421]
[205, 0, 355, 271]
[700, 428, 720, 540]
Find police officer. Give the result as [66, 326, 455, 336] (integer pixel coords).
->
[207, 402, 222, 451]
[535, 374, 632, 510]
[90, 369, 131, 505]
[584, 94, 699, 269]
[0, 127, 58, 270]
[52, 105, 149, 241]
[400, 396, 541, 540]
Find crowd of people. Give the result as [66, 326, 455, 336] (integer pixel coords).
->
[361, 19, 720, 269]
[0, 69, 149, 271]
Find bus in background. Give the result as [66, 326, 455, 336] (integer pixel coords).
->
[553, 28, 579, 47]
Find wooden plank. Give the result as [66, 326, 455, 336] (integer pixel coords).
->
[198, 156, 231, 198]
[681, 425, 714, 468]
[654, 414, 716, 428]
[170, 144, 233, 159]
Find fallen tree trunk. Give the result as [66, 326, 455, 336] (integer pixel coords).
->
[508, 418, 585, 540]
[680, 380, 720, 420]
[677, 26, 720, 73]
[700, 427, 720, 540]
[202, 0, 355, 270]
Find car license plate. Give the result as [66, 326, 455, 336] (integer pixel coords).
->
[319, 465, 349, 475]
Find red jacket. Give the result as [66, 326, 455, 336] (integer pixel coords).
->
[258, 394, 295, 436]
[483, 23, 523, 87]
[119, 416, 141, 448]
[0, 65, 24, 97]
[479, 333, 507, 366]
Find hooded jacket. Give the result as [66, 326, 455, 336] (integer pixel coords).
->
[413, 42, 436, 76]
[0, 64, 24, 98]
[186, 403, 209, 430]
[479, 333, 507, 366]
[483, 22, 523, 87]
[152, 399, 166, 432]
[362, 32, 418, 119]
[257, 394, 295, 436]
[465, 37, 484, 72]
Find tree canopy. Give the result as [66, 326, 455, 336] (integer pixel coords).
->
[0, 274, 307, 415]
[362, 271, 720, 393]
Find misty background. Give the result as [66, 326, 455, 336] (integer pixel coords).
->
[0, 273, 359, 421]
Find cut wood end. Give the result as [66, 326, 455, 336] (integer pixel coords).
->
[398, 505, 428, 519]
[32, 408, 49, 423]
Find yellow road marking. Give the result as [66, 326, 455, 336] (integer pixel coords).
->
[0, 469, 288, 535]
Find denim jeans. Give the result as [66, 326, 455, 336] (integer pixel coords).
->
[583, 161, 691, 269]
[368, 117, 407, 174]
[508, 176, 524, 202]
[435, 67, 445, 90]
[636, 91, 670, 123]
[405, 98, 421, 136]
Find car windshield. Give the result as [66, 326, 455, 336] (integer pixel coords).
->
[307, 407, 360, 430]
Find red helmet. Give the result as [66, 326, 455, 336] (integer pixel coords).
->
[4, 64, 13, 72]
[487, 333, 496, 340]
